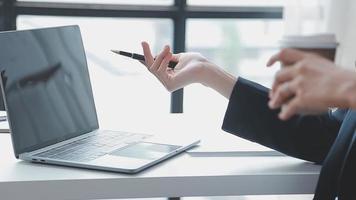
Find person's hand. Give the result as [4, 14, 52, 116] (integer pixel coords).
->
[267, 48, 356, 120]
[141, 41, 209, 92]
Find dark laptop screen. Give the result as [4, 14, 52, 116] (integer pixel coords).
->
[0, 26, 99, 157]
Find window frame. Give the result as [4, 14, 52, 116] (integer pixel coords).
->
[0, 0, 283, 113]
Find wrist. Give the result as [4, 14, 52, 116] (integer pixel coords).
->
[199, 61, 218, 87]
[199, 61, 237, 99]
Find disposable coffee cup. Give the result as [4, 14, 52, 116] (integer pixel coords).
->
[279, 34, 338, 61]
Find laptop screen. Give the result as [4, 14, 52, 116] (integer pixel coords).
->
[0, 26, 99, 157]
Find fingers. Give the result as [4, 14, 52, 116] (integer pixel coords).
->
[140, 43, 174, 90]
[141, 41, 155, 66]
[279, 97, 300, 120]
[171, 53, 181, 63]
[269, 79, 298, 109]
[266, 48, 306, 67]
[270, 67, 297, 98]
[155, 51, 177, 92]
[150, 45, 170, 72]
[158, 52, 172, 74]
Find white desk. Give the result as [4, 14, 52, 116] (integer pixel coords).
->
[0, 114, 321, 200]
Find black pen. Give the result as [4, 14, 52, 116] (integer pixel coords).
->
[111, 50, 177, 69]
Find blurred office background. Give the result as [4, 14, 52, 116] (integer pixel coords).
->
[1, 0, 355, 199]
[2, 0, 352, 124]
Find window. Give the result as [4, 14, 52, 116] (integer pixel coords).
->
[185, 19, 283, 120]
[18, 0, 173, 5]
[17, 15, 173, 125]
[0, 0, 283, 117]
[188, 0, 284, 7]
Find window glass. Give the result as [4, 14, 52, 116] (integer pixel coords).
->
[18, 0, 173, 5]
[185, 19, 283, 121]
[17, 16, 173, 126]
[188, 0, 284, 7]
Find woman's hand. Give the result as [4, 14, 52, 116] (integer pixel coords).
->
[141, 42, 237, 98]
[141, 42, 209, 92]
[267, 48, 356, 120]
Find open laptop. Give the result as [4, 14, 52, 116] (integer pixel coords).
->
[0, 25, 200, 173]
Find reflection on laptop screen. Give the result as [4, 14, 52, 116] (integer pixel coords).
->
[0, 26, 99, 157]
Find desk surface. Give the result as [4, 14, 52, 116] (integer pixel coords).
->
[0, 114, 321, 200]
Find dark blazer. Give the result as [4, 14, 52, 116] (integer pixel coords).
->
[222, 78, 356, 200]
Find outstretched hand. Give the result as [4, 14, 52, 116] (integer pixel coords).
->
[141, 41, 208, 92]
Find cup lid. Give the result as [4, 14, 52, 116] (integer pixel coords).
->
[279, 34, 338, 49]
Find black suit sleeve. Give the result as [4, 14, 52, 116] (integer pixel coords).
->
[222, 77, 344, 164]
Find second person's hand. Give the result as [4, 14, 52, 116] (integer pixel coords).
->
[267, 49, 356, 120]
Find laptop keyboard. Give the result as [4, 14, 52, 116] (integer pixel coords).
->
[34, 131, 151, 162]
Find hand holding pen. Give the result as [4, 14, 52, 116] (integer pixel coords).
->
[112, 41, 212, 93]
[111, 49, 177, 69]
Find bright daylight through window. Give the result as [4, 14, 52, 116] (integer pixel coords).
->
[13, 0, 284, 125]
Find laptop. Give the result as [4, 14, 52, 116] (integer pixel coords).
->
[0, 25, 200, 173]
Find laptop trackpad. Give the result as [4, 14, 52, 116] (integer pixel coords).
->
[109, 142, 181, 160]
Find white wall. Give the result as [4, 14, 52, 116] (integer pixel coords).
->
[326, 0, 356, 69]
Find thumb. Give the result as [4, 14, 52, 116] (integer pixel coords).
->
[267, 48, 306, 67]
